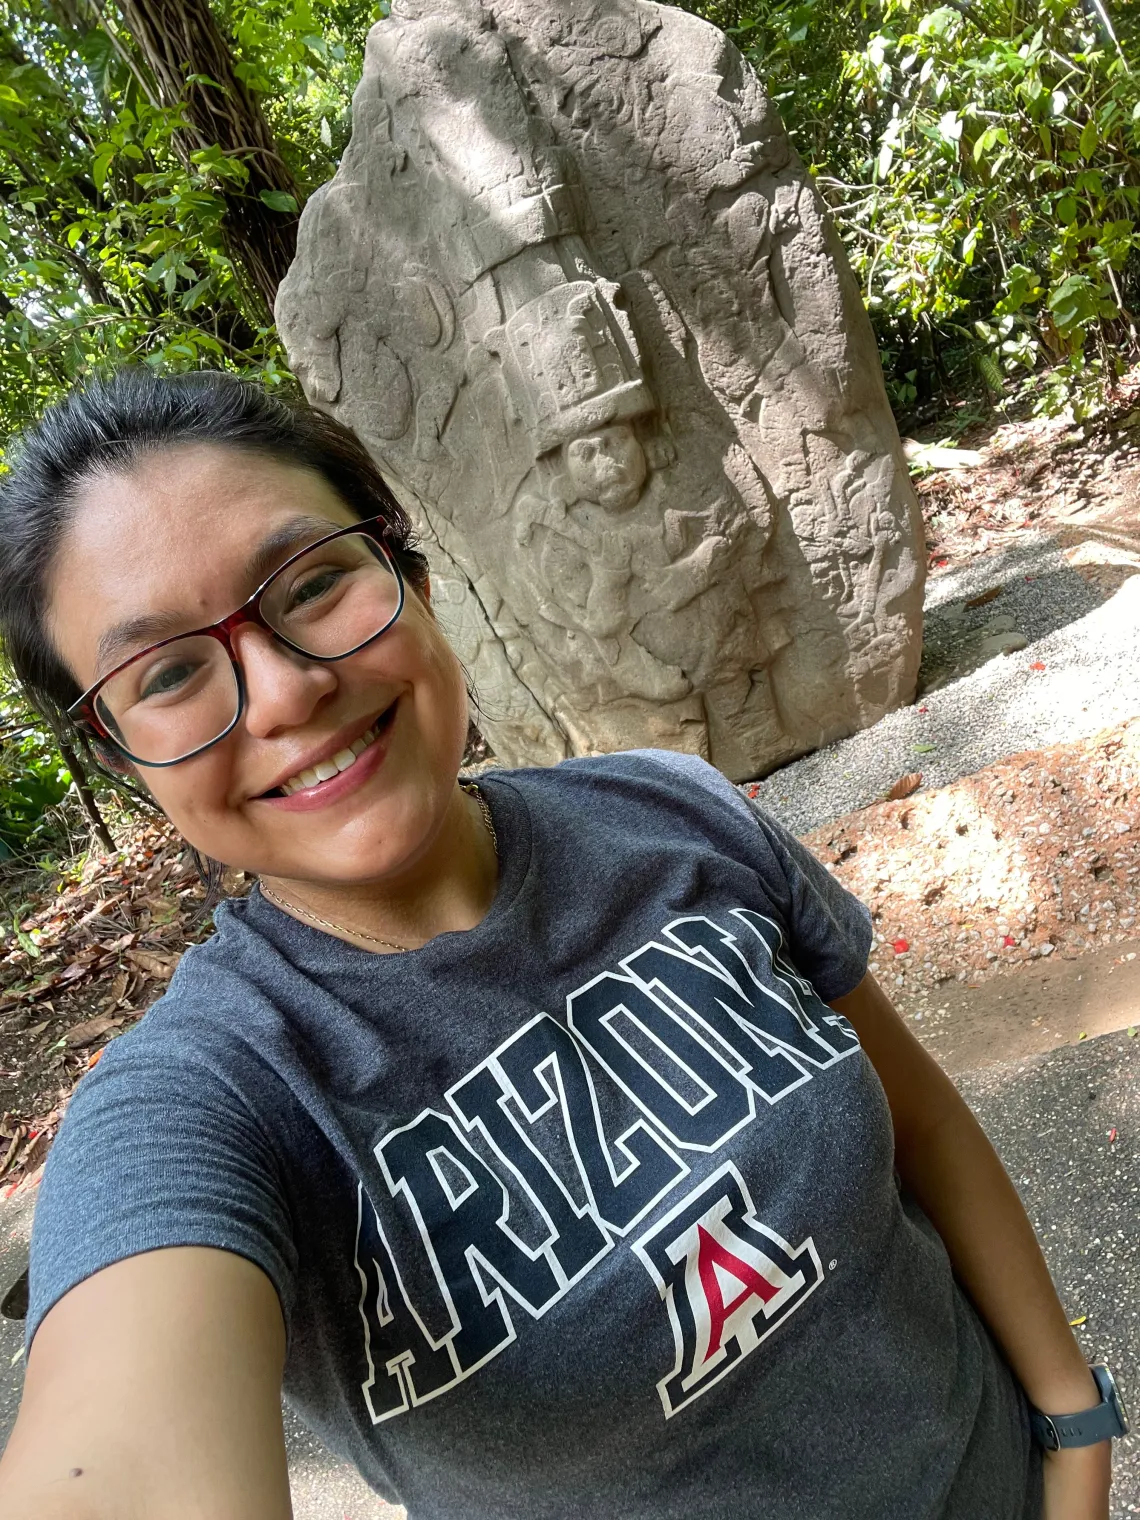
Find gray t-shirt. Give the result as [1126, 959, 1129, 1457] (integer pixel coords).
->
[29, 750, 1039, 1519]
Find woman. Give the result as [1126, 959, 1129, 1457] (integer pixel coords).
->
[0, 370, 1117, 1518]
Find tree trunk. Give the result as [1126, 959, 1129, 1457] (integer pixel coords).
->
[56, 738, 117, 854]
[40, 713, 117, 854]
[116, 0, 300, 313]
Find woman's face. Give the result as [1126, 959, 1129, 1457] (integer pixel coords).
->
[47, 444, 470, 887]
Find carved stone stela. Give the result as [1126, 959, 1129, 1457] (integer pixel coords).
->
[276, 0, 925, 780]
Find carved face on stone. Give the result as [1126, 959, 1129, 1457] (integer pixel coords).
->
[564, 423, 647, 511]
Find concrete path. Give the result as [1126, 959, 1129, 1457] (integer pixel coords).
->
[959, 1029, 1140, 1514]
[749, 557, 1140, 837]
[1, 1026, 1136, 1516]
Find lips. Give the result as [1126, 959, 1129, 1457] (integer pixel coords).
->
[256, 702, 397, 803]
[278, 720, 382, 796]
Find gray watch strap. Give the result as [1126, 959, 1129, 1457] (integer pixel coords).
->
[1029, 1365, 1130, 1450]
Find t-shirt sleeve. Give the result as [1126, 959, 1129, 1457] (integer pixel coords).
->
[741, 796, 873, 1002]
[26, 1028, 297, 1349]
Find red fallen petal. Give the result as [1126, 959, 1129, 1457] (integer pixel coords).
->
[1108, 1128, 1118, 1144]
[892, 938, 910, 954]
[746, 784, 761, 799]
[918, 705, 929, 714]
[1029, 661, 1045, 671]
[1003, 935, 1016, 947]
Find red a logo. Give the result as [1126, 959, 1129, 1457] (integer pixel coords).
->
[694, 1224, 780, 1360]
[634, 1163, 823, 1416]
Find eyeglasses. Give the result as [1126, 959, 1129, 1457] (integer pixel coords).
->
[68, 516, 406, 767]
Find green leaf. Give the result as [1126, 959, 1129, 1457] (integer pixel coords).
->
[1056, 195, 1078, 226]
[92, 147, 115, 192]
[258, 189, 299, 214]
[78, 27, 116, 98]
[1079, 118, 1098, 160]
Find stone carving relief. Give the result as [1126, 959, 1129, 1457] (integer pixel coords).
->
[276, 0, 925, 779]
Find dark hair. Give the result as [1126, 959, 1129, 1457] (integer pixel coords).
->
[0, 367, 431, 737]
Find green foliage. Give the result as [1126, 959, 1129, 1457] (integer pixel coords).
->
[3, 0, 1134, 447]
[0, 0, 378, 450]
[0, 672, 70, 856]
[693, 0, 1140, 417]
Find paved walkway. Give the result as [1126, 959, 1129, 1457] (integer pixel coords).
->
[749, 551, 1140, 837]
[1, 1022, 1136, 1516]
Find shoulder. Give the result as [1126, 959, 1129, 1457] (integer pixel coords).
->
[488, 748, 749, 815]
[28, 935, 300, 1345]
[483, 750, 799, 879]
[58, 898, 307, 1142]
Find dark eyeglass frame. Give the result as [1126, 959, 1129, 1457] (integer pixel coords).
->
[67, 515, 406, 768]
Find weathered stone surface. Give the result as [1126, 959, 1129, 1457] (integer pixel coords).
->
[276, 0, 925, 779]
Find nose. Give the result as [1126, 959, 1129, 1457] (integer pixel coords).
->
[231, 623, 338, 738]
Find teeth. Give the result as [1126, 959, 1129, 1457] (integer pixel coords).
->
[278, 721, 382, 796]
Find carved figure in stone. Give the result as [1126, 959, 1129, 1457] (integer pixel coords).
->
[564, 424, 647, 512]
[276, 0, 925, 779]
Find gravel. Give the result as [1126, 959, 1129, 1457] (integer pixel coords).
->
[918, 535, 1108, 691]
[957, 1030, 1140, 1518]
[748, 555, 1140, 837]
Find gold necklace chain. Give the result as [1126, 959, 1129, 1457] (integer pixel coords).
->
[258, 781, 497, 954]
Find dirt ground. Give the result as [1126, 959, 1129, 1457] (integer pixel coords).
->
[915, 368, 1140, 583]
[0, 823, 218, 1192]
[806, 718, 1139, 1006]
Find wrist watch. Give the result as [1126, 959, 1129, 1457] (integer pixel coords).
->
[1029, 1364, 1130, 1450]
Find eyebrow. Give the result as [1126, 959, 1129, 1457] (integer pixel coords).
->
[93, 514, 348, 678]
[243, 513, 344, 587]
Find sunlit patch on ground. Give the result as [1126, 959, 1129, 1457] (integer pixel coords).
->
[807, 718, 1139, 1011]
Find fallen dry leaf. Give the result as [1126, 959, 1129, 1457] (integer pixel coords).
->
[887, 772, 924, 801]
[0, 1127, 27, 1178]
[61, 1013, 124, 1048]
[964, 585, 1003, 609]
[126, 948, 181, 980]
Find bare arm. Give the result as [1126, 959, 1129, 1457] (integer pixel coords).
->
[0, 1246, 292, 1520]
[830, 972, 1109, 1517]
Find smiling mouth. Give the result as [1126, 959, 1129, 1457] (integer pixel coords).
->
[261, 704, 396, 799]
